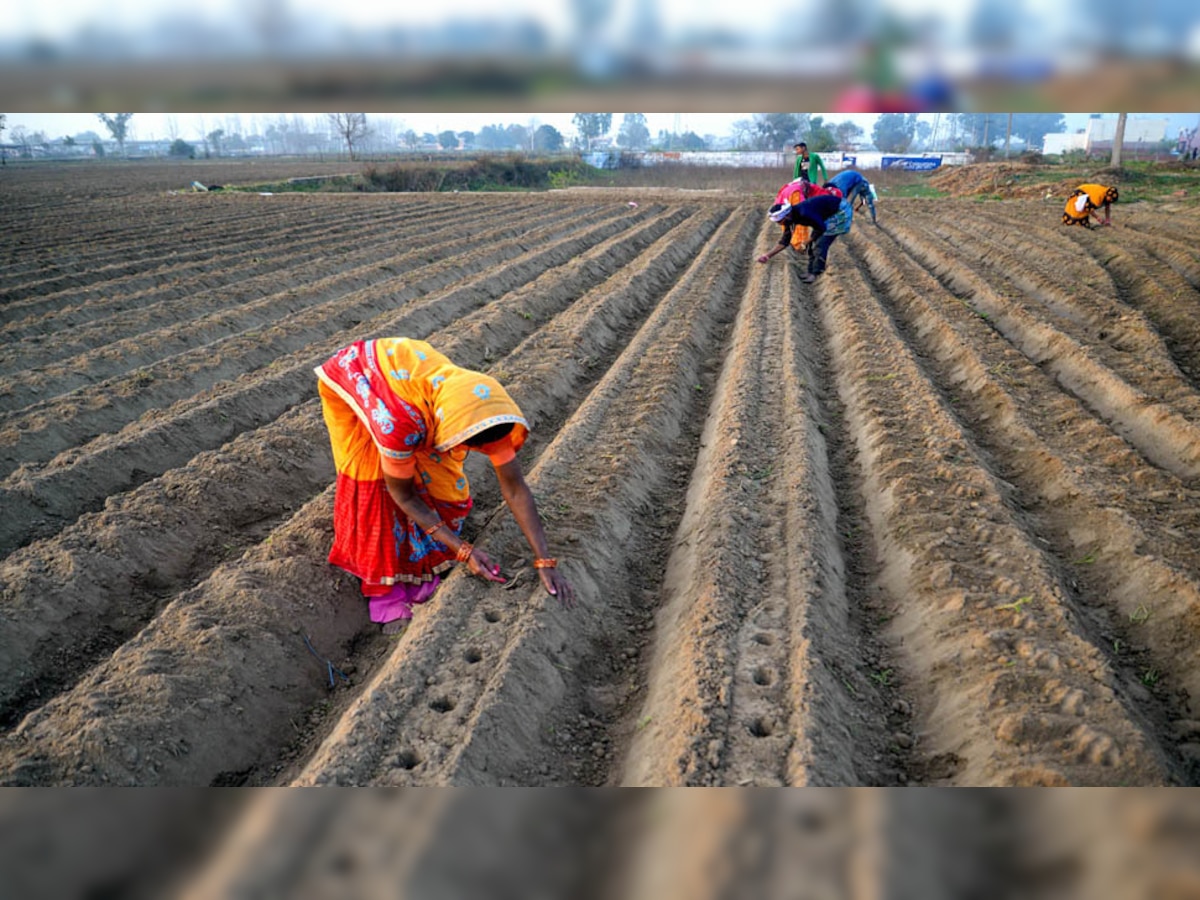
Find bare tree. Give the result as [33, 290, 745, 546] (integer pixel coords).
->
[97, 113, 134, 156]
[165, 115, 180, 142]
[368, 117, 399, 154]
[196, 115, 209, 157]
[328, 113, 370, 160]
[730, 118, 753, 150]
[1111, 112, 1127, 169]
[10, 125, 29, 156]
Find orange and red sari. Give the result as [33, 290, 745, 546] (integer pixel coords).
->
[315, 338, 528, 610]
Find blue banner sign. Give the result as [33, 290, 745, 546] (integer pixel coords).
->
[881, 156, 943, 171]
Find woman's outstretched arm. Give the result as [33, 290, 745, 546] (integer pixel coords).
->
[383, 472, 505, 583]
[492, 458, 576, 607]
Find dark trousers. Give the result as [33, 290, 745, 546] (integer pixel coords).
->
[845, 182, 876, 221]
[808, 233, 838, 275]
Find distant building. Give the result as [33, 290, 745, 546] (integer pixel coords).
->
[1083, 117, 1168, 154]
[1042, 133, 1088, 155]
[1041, 118, 1169, 155]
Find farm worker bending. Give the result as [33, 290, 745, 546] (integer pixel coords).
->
[1062, 183, 1118, 228]
[315, 337, 575, 634]
[756, 191, 852, 284]
[764, 180, 843, 262]
[774, 178, 837, 208]
[825, 168, 878, 225]
[793, 141, 828, 185]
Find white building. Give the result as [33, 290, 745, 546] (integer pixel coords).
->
[1086, 116, 1168, 148]
[1041, 118, 1169, 156]
[1042, 133, 1088, 155]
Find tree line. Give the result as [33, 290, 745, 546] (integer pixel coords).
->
[3, 111, 1135, 161]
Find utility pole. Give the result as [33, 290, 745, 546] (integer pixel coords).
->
[1111, 112, 1127, 169]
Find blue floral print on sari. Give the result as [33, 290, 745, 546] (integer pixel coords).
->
[354, 374, 372, 404]
[371, 399, 395, 435]
[400, 510, 463, 562]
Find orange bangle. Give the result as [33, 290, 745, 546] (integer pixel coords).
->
[533, 557, 557, 569]
[424, 520, 446, 536]
[456, 541, 474, 563]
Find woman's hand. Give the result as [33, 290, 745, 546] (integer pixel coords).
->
[756, 254, 770, 264]
[464, 547, 506, 584]
[539, 566, 576, 609]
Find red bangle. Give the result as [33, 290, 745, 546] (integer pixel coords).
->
[424, 520, 445, 536]
[456, 541, 474, 563]
[533, 557, 557, 569]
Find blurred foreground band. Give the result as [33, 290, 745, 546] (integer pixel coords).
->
[2, 788, 1199, 899]
[4, 0, 1200, 111]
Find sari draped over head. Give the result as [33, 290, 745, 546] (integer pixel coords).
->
[315, 337, 528, 606]
[774, 179, 837, 208]
[1062, 183, 1118, 226]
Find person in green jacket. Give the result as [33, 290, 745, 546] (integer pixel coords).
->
[792, 142, 827, 185]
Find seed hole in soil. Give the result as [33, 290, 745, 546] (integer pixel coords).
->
[748, 717, 774, 738]
[464, 648, 482, 664]
[484, 610, 501, 623]
[397, 749, 421, 770]
[429, 696, 456, 714]
[753, 666, 774, 686]
[752, 632, 775, 646]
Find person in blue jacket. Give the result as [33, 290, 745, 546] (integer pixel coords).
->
[757, 191, 853, 283]
[826, 168, 877, 225]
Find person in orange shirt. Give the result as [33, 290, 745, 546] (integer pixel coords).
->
[1062, 183, 1118, 228]
[316, 337, 574, 632]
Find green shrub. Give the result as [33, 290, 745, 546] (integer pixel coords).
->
[359, 154, 593, 193]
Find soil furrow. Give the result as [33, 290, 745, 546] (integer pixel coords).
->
[1110, 217, 1200, 289]
[0, 202, 609, 408]
[900, 212, 1188, 390]
[282, 211, 756, 787]
[0, 206, 724, 735]
[0, 201, 456, 349]
[620, 237, 874, 786]
[1066, 229, 1200, 383]
[0, 206, 690, 557]
[907, 207, 1173, 360]
[816, 239, 1174, 785]
[885, 220, 1200, 482]
[0, 196, 447, 309]
[852, 226, 1200, 781]
[0, 202, 352, 305]
[0, 204, 663, 499]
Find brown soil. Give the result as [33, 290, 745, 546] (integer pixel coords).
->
[3, 162, 1200, 793]
[927, 161, 1081, 199]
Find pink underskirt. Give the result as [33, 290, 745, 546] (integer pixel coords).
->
[368, 577, 441, 624]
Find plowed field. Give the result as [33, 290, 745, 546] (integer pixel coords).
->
[3, 162, 1200, 788]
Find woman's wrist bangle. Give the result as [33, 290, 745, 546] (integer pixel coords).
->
[456, 541, 474, 563]
[533, 557, 557, 569]
[424, 520, 446, 536]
